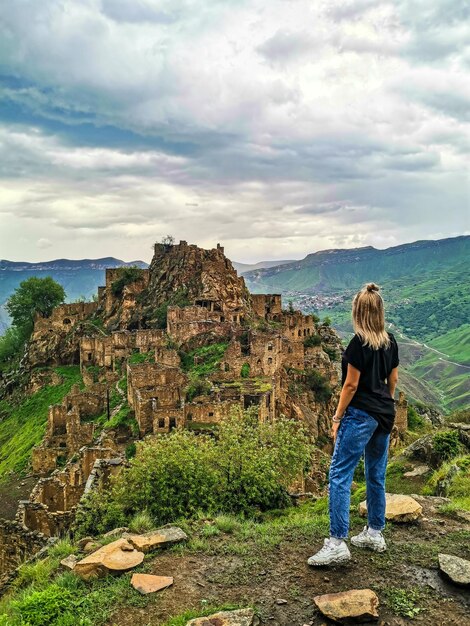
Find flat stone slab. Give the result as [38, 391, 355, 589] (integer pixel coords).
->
[438, 553, 470, 586]
[314, 589, 379, 623]
[74, 538, 144, 580]
[125, 526, 188, 553]
[186, 609, 255, 626]
[403, 465, 430, 477]
[359, 493, 422, 522]
[131, 573, 173, 594]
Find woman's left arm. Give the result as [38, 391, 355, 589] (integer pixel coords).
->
[331, 363, 361, 442]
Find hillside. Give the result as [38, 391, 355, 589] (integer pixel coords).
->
[0, 258, 148, 333]
[244, 236, 470, 412]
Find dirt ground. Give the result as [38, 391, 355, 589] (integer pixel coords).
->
[106, 497, 470, 626]
[0, 474, 37, 520]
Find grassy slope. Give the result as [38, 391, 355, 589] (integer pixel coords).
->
[0, 366, 82, 479]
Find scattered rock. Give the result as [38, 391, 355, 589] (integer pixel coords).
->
[83, 541, 101, 554]
[125, 526, 188, 553]
[314, 589, 379, 623]
[60, 555, 78, 571]
[74, 538, 144, 580]
[77, 536, 95, 550]
[131, 573, 173, 594]
[359, 493, 422, 522]
[403, 465, 430, 478]
[103, 526, 129, 538]
[276, 598, 287, 605]
[438, 553, 470, 586]
[186, 608, 255, 626]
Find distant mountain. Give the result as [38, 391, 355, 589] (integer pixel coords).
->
[0, 258, 148, 333]
[0, 258, 147, 271]
[243, 236, 469, 293]
[233, 259, 297, 274]
[245, 235, 470, 412]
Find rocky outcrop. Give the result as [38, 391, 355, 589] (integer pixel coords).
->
[313, 589, 379, 623]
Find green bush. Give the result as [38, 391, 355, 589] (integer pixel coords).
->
[407, 405, 425, 431]
[432, 430, 461, 462]
[111, 267, 145, 297]
[74, 410, 313, 536]
[11, 585, 74, 626]
[304, 369, 333, 402]
[240, 362, 250, 378]
[179, 342, 228, 377]
[185, 374, 212, 401]
[323, 345, 339, 361]
[303, 334, 321, 348]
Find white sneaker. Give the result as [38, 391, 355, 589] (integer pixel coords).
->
[307, 538, 351, 566]
[351, 526, 387, 552]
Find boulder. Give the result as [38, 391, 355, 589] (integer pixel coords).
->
[103, 526, 129, 538]
[438, 554, 470, 586]
[125, 526, 188, 553]
[74, 538, 144, 580]
[60, 555, 78, 571]
[314, 589, 379, 623]
[186, 609, 255, 626]
[77, 536, 95, 550]
[83, 541, 101, 554]
[401, 434, 440, 467]
[403, 465, 430, 478]
[359, 493, 422, 522]
[131, 573, 173, 594]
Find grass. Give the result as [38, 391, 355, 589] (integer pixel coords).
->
[180, 343, 229, 377]
[128, 351, 154, 365]
[128, 510, 154, 534]
[160, 604, 245, 626]
[383, 587, 425, 619]
[0, 366, 82, 478]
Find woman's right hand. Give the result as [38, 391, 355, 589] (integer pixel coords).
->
[331, 419, 341, 444]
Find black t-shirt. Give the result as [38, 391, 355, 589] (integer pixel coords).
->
[341, 332, 399, 433]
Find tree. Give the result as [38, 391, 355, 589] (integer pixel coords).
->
[6, 276, 66, 338]
[161, 234, 175, 246]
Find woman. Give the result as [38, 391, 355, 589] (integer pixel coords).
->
[308, 283, 399, 566]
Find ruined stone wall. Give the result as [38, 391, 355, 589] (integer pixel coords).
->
[395, 392, 408, 432]
[282, 311, 316, 342]
[184, 399, 241, 426]
[0, 519, 47, 584]
[32, 382, 107, 474]
[32, 302, 98, 337]
[167, 305, 233, 344]
[251, 294, 282, 319]
[127, 362, 187, 407]
[80, 329, 167, 371]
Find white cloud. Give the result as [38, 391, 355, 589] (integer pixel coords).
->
[0, 0, 468, 263]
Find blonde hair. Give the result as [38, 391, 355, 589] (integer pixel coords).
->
[352, 283, 391, 350]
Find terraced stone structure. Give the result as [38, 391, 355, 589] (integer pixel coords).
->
[0, 240, 344, 585]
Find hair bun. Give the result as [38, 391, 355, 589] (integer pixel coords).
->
[366, 283, 379, 293]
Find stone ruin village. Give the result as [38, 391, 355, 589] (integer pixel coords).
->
[0, 240, 409, 587]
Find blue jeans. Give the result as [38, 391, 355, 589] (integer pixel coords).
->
[328, 406, 390, 539]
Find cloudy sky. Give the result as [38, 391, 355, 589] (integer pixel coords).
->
[0, 0, 469, 263]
